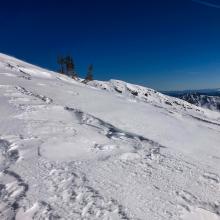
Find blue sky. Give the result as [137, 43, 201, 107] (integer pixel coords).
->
[0, 0, 220, 90]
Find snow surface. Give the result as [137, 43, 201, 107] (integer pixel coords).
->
[0, 53, 220, 219]
[182, 208, 220, 220]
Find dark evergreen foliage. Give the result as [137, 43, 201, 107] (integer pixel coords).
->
[84, 64, 93, 82]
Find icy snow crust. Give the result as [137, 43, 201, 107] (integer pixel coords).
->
[0, 53, 220, 219]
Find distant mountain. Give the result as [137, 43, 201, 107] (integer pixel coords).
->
[163, 88, 220, 97]
[163, 89, 220, 112]
[179, 93, 220, 111]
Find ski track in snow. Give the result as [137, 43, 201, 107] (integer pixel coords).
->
[0, 138, 29, 220]
[0, 84, 134, 219]
[15, 86, 53, 104]
[65, 106, 167, 151]
[0, 83, 220, 219]
[0, 56, 220, 219]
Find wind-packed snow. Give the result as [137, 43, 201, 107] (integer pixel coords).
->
[0, 53, 220, 220]
[182, 208, 220, 220]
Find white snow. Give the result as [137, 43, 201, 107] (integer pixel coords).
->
[16, 203, 39, 220]
[0, 53, 220, 219]
[182, 208, 220, 220]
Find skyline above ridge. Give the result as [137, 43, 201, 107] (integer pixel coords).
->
[0, 0, 220, 90]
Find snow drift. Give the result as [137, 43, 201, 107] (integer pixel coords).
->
[0, 53, 220, 220]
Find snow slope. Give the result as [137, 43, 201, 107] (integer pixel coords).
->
[0, 53, 220, 220]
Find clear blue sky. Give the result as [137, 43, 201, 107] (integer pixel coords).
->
[0, 0, 220, 91]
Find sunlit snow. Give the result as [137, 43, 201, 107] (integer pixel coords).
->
[0, 53, 219, 219]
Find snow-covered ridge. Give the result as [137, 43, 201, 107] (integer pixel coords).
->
[0, 53, 55, 79]
[0, 53, 220, 220]
[0, 52, 218, 119]
[88, 79, 220, 121]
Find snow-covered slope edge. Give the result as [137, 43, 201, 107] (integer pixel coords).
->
[0, 53, 220, 220]
[88, 79, 220, 121]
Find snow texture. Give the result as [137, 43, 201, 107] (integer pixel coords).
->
[0, 53, 220, 219]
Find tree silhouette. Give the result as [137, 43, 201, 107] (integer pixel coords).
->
[65, 56, 73, 75]
[84, 64, 93, 82]
[57, 56, 65, 73]
[65, 55, 78, 79]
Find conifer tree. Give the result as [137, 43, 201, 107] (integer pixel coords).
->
[57, 56, 65, 73]
[65, 55, 77, 78]
[65, 56, 73, 75]
[85, 64, 93, 82]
